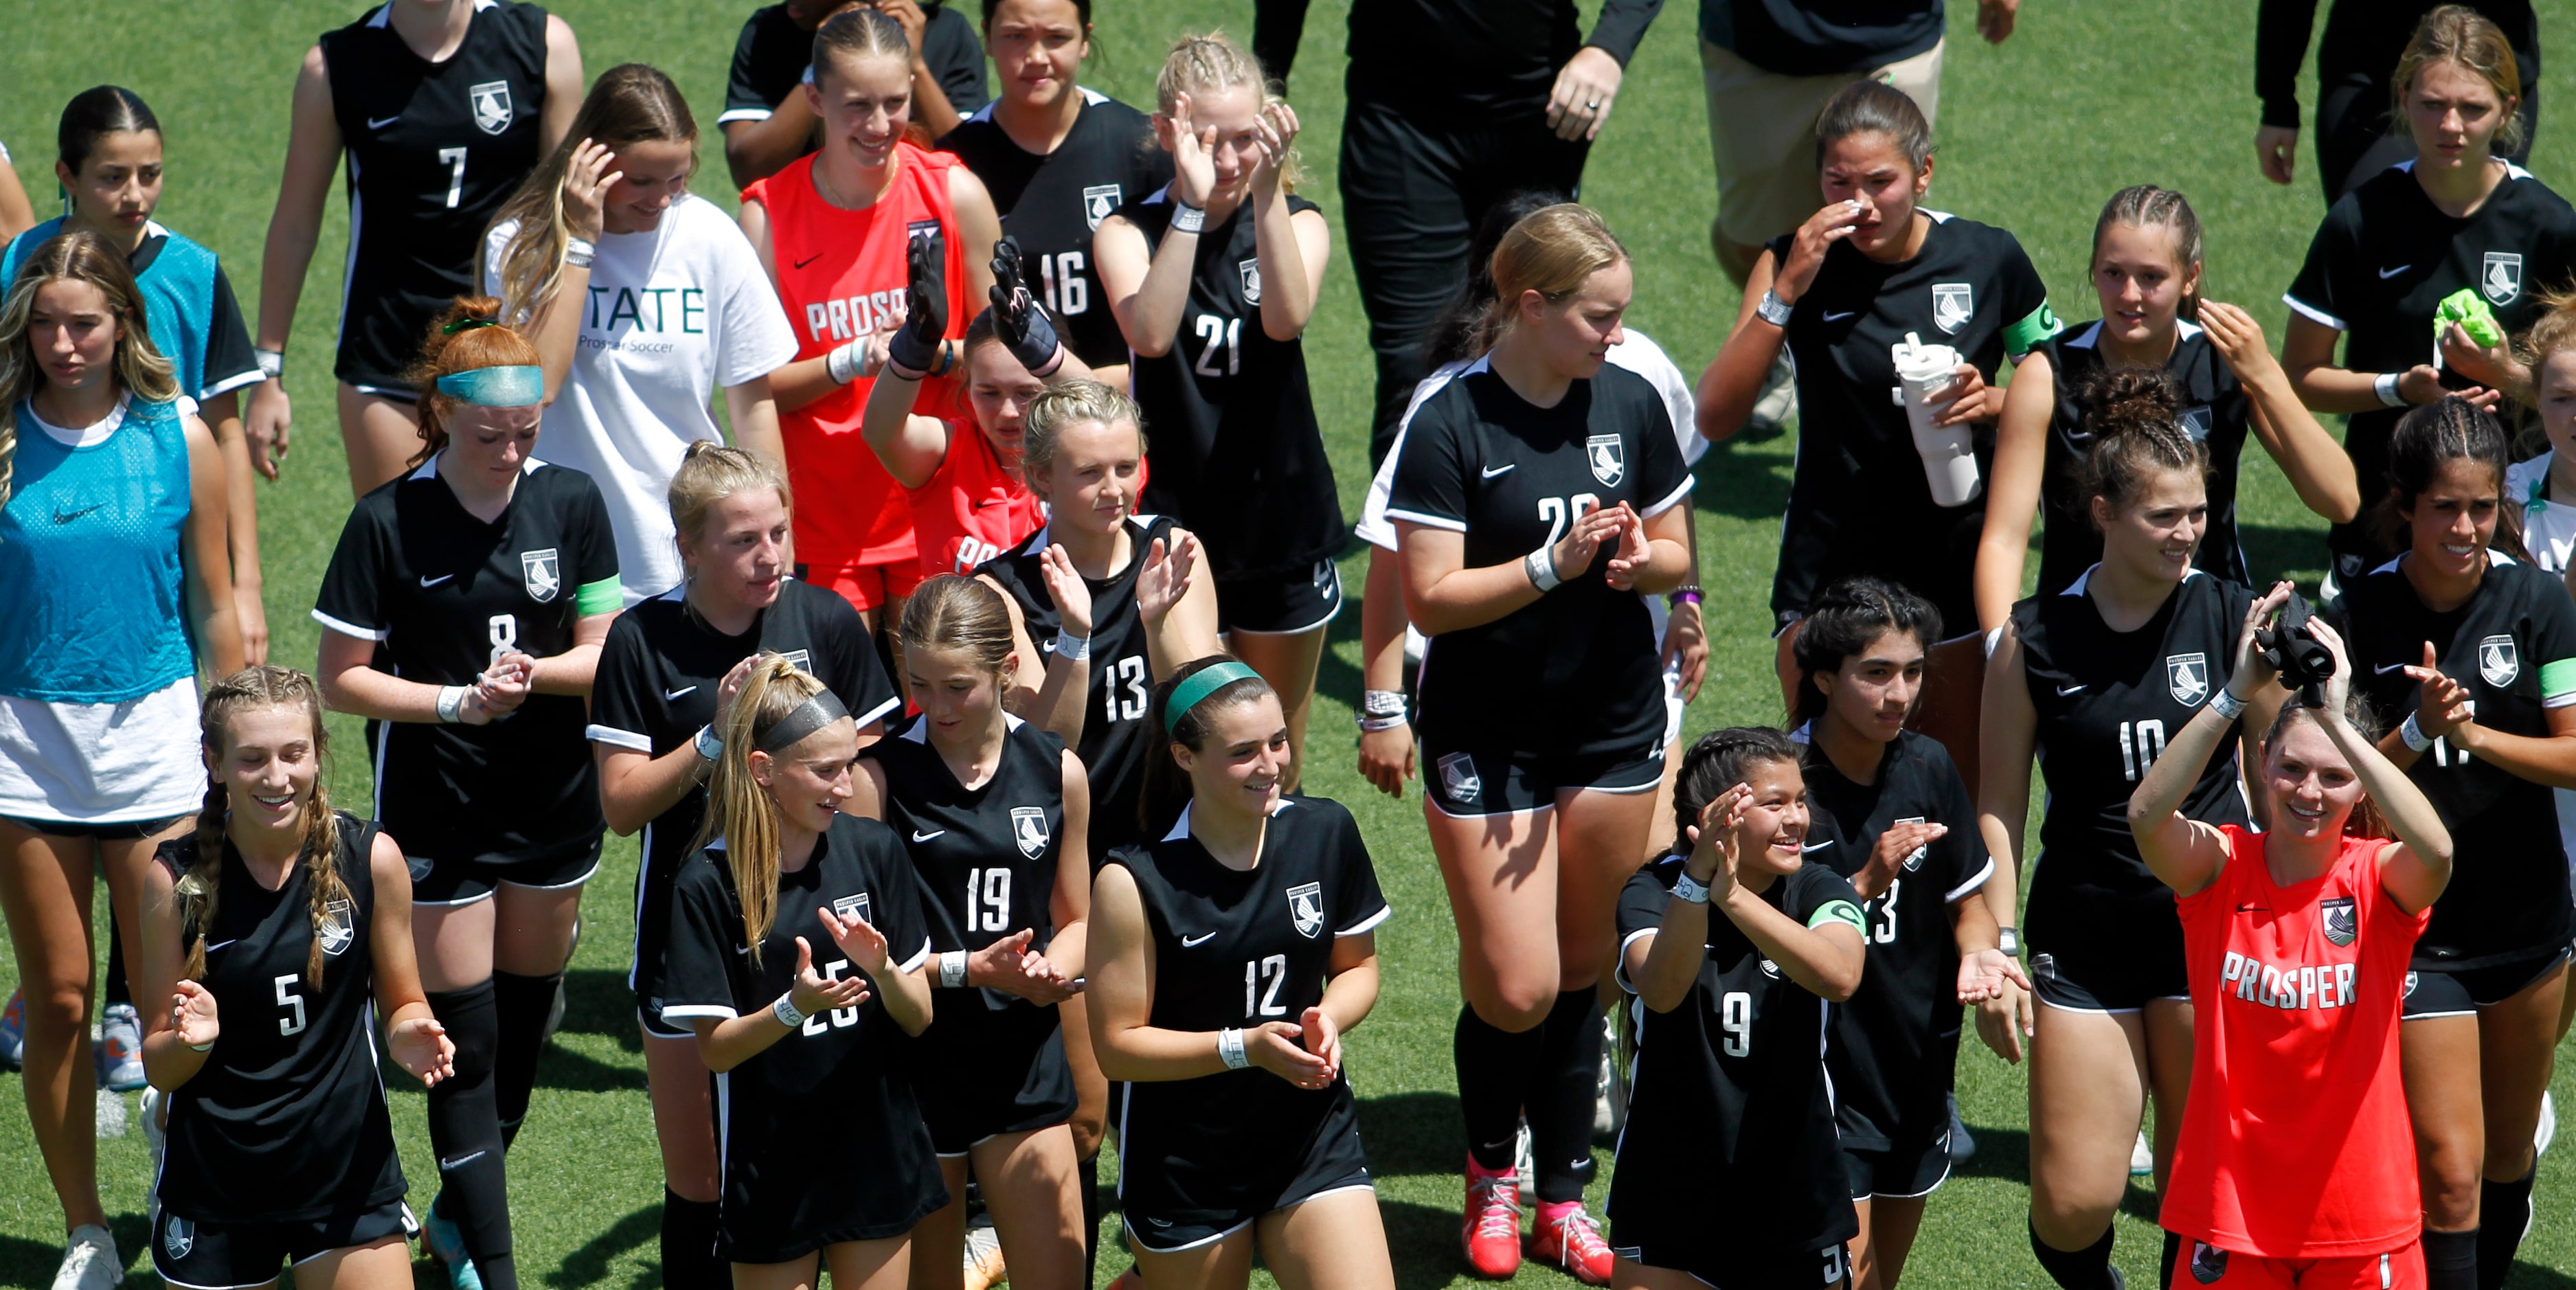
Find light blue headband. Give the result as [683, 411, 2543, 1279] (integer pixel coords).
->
[1164, 660, 1264, 730]
[433, 365, 543, 407]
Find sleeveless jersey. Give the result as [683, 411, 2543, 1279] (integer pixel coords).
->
[661, 815, 944, 1256]
[978, 513, 1175, 857]
[2032, 319, 2253, 593]
[1116, 190, 1346, 581]
[1608, 852, 1866, 1258]
[2337, 552, 2576, 965]
[872, 714, 1067, 957]
[2165, 827, 2426, 1258]
[1106, 796, 1390, 1226]
[909, 416, 1047, 577]
[155, 815, 407, 1224]
[2, 220, 260, 404]
[319, 0, 549, 390]
[0, 395, 196, 703]
[938, 90, 1174, 368]
[747, 144, 973, 570]
[2013, 569, 2254, 958]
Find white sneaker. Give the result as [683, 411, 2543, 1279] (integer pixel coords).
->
[2129, 1130, 2154, 1177]
[53, 1224, 123, 1290]
[1513, 1119, 1534, 1189]
[2537, 1090, 2556, 1157]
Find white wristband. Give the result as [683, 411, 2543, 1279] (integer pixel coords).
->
[254, 348, 284, 381]
[771, 993, 807, 1028]
[563, 236, 597, 269]
[1358, 714, 1408, 733]
[1362, 689, 1407, 718]
[2375, 372, 2406, 408]
[188, 1037, 214, 1053]
[1671, 872, 1712, 904]
[1525, 546, 1563, 593]
[436, 686, 469, 723]
[1171, 201, 1208, 235]
[940, 951, 969, 988]
[2400, 712, 2434, 752]
[2208, 687, 2247, 721]
[1052, 629, 1091, 662]
[826, 339, 863, 386]
[694, 725, 723, 761]
[1218, 1027, 1250, 1069]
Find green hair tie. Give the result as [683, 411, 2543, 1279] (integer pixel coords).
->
[442, 316, 499, 335]
[1163, 660, 1263, 731]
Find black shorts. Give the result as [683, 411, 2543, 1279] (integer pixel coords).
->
[152, 1198, 413, 1290]
[2029, 942, 2189, 1015]
[914, 993, 1076, 1156]
[1609, 1231, 1850, 1290]
[0, 812, 188, 841]
[2402, 947, 2573, 1019]
[1214, 559, 1344, 636]
[407, 838, 604, 907]
[1421, 736, 1664, 818]
[1844, 1131, 1951, 1201]
[1120, 1087, 1372, 1253]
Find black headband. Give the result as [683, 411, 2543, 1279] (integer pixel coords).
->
[756, 690, 850, 753]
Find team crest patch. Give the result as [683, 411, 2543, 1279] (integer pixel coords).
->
[1287, 881, 1326, 939]
[468, 80, 514, 135]
[1931, 282, 1974, 334]
[2189, 1241, 2228, 1285]
[1438, 751, 1482, 803]
[2178, 405, 2213, 442]
[1012, 806, 1051, 858]
[164, 1215, 194, 1260]
[778, 649, 812, 673]
[2167, 652, 2209, 707]
[835, 892, 872, 926]
[2484, 251, 2525, 306]
[1082, 184, 1121, 231]
[1239, 259, 1262, 305]
[1896, 816, 1928, 870]
[318, 897, 358, 957]
[2404, 971, 2419, 999]
[2479, 634, 2520, 687]
[1585, 434, 1625, 486]
[2320, 896, 2358, 947]
[520, 548, 561, 602]
[1759, 957, 1782, 980]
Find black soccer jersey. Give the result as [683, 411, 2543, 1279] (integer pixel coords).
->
[1106, 795, 1390, 1234]
[586, 580, 900, 1018]
[2013, 569, 2254, 962]
[1765, 212, 2059, 628]
[871, 713, 1067, 957]
[313, 456, 619, 870]
[2285, 163, 2576, 561]
[1794, 727, 1991, 1152]
[2032, 320, 2255, 594]
[662, 815, 944, 1260]
[939, 91, 1173, 370]
[719, 1, 987, 137]
[1384, 358, 1695, 759]
[1116, 190, 1347, 582]
[154, 815, 407, 1225]
[1607, 855, 1865, 1258]
[978, 512, 1173, 856]
[2337, 552, 2576, 966]
[319, 1, 550, 391]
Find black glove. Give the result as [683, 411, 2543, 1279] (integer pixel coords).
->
[988, 236, 1065, 377]
[887, 230, 947, 379]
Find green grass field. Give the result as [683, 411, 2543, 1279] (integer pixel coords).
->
[7, 1, 2576, 1286]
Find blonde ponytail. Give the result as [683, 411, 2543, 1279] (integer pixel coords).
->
[692, 655, 833, 964]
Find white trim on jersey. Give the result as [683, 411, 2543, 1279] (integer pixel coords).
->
[1612, 919, 1664, 995]
[2281, 292, 2345, 332]
[2371, 548, 2517, 576]
[714, 106, 773, 124]
[1380, 507, 1468, 532]
[964, 86, 1107, 126]
[631, 820, 654, 993]
[896, 937, 935, 975]
[586, 723, 653, 752]
[1010, 512, 1159, 558]
[1943, 856, 1998, 905]
[2062, 317, 2202, 352]
[2061, 562, 2202, 596]
[1162, 797, 1298, 843]
[200, 366, 269, 400]
[1638, 474, 1695, 521]
[312, 609, 389, 642]
[1337, 905, 1393, 938]
[662, 1003, 739, 1020]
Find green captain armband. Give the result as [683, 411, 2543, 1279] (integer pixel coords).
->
[575, 576, 623, 616]
[1809, 899, 1866, 933]
[2436, 289, 2505, 348]
[2002, 300, 2063, 358]
[2541, 657, 2576, 706]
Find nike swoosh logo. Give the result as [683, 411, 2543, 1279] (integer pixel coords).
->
[368, 115, 400, 131]
[735, 944, 752, 955]
[2058, 683, 2087, 695]
[204, 940, 237, 953]
[2379, 264, 2412, 279]
[1181, 931, 1218, 947]
[1801, 840, 1833, 852]
[420, 574, 453, 587]
[52, 503, 103, 523]
[793, 252, 824, 269]
[1480, 464, 1516, 479]
[2375, 663, 2408, 675]
[911, 829, 946, 842]
[1822, 310, 1858, 322]
[439, 1150, 487, 1170]
[667, 686, 699, 700]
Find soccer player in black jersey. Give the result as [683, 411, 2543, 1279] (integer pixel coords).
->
[1383, 202, 1691, 1284]
[938, 0, 1172, 387]
[2334, 399, 2576, 1290]
[2255, 0, 2538, 200]
[589, 442, 899, 1289]
[662, 657, 943, 1289]
[1698, 80, 2060, 637]
[1608, 727, 1871, 1290]
[1089, 657, 1394, 1290]
[846, 576, 1092, 1290]
[1787, 580, 2027, 1290]
[1096, 34, 1344, 788]
[1978, 397, 2285, 1290]
[1976, 186, 2358, 631]
[312, 303, 620, 1290]
[2284, 9, 2576, 587]
[137, 668, 455, 1290]
[251, 0, 583, 497]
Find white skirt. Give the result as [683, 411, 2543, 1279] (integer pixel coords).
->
[0, 676, 205, 824]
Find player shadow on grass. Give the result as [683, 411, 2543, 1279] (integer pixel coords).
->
[0, 1215, 148, 1290]
[537, 1200, 658, 1289]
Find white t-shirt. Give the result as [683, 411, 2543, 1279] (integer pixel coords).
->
[485, 195, 798, 603]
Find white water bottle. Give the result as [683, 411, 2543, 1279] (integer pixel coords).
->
[1893, 331, 1979, 507]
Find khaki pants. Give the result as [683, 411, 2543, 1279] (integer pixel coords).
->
[1702, 37, 1945, 249]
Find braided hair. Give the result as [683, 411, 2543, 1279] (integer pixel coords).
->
[2368, 395, 2532, 563]
[180, 667, 349, 989]
[1670, 726, 1801, 850]
[2073, 366, 2208, 523]
[1790, 576, 1941, 725]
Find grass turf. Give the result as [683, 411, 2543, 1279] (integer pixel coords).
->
[4, 0, 2576, 1286]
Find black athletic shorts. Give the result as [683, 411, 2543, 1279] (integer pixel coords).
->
[2402, 947, 2573, 1020]
[915, 993, 1076, 1156]
[1421, 736, 1664, 818]
[1214, 558, 1344, 636]
[1844, 1131, 1952, 1201]
[407, 839, 604, 906]
[1609, 1230, 1850, 1290]
[152, 1198, 412, 1290]
[0, 812, 189, 841]
[2029, 942, 2189, 1014]
[1120, 1094, 1372, 1254]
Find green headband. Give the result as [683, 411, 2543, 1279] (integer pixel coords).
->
[1164, 660, 1263, 731]
[433, 365, 543, 407]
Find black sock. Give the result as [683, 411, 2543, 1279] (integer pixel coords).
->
[2475, 1169, 2534, 1290]
[661, 1187, 724, 1289]
[1455, 1006, 1541, 1173]
[1525, 988, 1604, 1204]
[2160, 1229, 2181, 1290]
[1078, 1150, 1101, 1283]
[2424, 1226, 2477, 1290]
[104, 918, 131, 1008]
[2029, 1219, 2118, 1290]
[492, 970, 561, 1149]
[425, 982, 514, 1274]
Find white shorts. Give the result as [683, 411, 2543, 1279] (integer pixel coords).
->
[0, 677, 206, 824]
